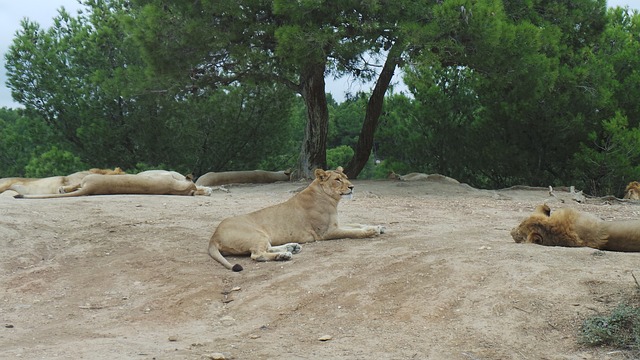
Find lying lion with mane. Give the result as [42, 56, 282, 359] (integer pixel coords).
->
[1, 167, 125, 195]
[511, 204, 640, 252]
[208, 166, 385, 272]
[624, 181, 640, 200]
[14, 170, 210, 198]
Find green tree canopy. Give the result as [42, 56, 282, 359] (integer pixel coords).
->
[5, 0, 296, 175]
[131, 0, 437, 178]
[0, 108, 61, 177]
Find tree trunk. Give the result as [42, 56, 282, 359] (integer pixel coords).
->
[297, 63, 329, 179]
[345, 44, 402, 179]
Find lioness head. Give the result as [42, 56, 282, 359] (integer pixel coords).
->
[510, 204, 551, 245]
[314, 166, 353, 200]
[387, 171, 401, 180]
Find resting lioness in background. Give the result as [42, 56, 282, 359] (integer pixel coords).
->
[134, 170, 211, 196]
[387, 171, 459, 184]
[208, 166, 385, 272]
[195, 169, 291, 187]
[2, 167, 125, 195]
[511, 204, 640, 252]
[14, 172, 198, 198]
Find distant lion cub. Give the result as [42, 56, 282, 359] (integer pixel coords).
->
[208, 166, 385, 271]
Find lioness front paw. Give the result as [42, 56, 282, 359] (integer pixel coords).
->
[376, 225, 386, 234]
[58, 186, 66, 194]
[275, 252, 293, 261]
[287, 243, 302, 254]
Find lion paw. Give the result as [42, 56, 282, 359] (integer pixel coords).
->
[58, 186, 66, 194]
[276, 252, 293, 261]
[376, 225, 386, 234]
[287, 243, 302, 254]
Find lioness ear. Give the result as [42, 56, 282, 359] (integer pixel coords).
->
[314, 168, 327, 180]
[528, 232, 543, 245]
[335, 166, 344, 173]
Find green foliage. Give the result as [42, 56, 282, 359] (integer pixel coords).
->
[131, 0, 430, 177]
[403, 65, 485, 183]
[394, 0, 639, 193]
[187, 83, 298, 175]
[24, 146, 87, 177]
[3, 0, 640, 192]
[580, 303, 640, 353]
[258, 97, 307, 172]
[357, 156, 389, 180]
[5, 0, 153, 168]
[4, 0, 298, 177]
[374, 94, 419, 170]
[0, 108, 59, 177]
[572, 113, 640, 196]
[327, 145, 354, 170]
[328, 94, 368, 149]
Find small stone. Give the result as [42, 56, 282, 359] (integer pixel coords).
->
[208, 353, 226, 360]
[318, 335, 332, 341]
[168, 336, 178, 342]
[249, 334, 260, 339]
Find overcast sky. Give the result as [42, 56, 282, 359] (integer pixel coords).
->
[1, 0, 638, 109]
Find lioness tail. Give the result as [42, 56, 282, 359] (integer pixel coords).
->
[208, 243, 243, 272]
[13, 189, 86, 199]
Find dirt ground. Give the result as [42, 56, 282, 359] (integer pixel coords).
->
[1, 178, 639, 360]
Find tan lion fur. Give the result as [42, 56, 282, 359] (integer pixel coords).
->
[2, 167, 125, 195]
[624, 181, 640, 200]
[14, 172, 198, 199]
[511, 204, 640, 252]
[195, 169, 291, 187]
[388, 171, 459, 184]
[134, 170, 211, 196]
[208, 166, 385, 272]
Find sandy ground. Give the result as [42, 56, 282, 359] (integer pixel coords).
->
[1, 179, 639, 360]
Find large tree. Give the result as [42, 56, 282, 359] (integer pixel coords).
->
[132, 0, 437, 178]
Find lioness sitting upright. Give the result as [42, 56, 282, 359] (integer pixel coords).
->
[511, 204, 640, 252]
[208, 166, 385, 271]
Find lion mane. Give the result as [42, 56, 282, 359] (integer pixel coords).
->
[624, 181, 640, 200]
[511, 204, 640, 252]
